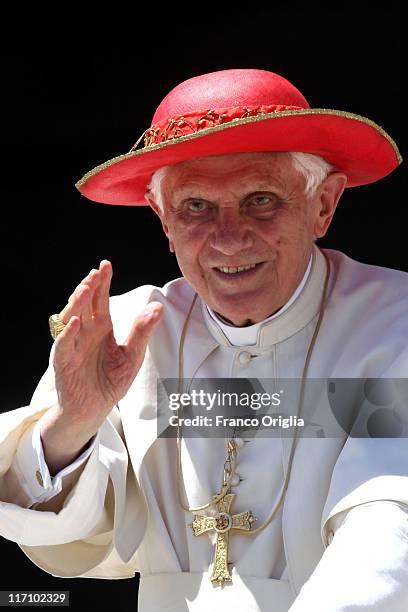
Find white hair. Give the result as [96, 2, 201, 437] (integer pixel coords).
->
[146, 152, 335, 211]
[290, 152, 335, 198]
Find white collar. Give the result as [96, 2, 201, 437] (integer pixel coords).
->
[205, 254, 313, 346]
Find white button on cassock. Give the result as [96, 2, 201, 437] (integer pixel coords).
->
[231, 473, 241, 486]
[238, 351, 252, 365]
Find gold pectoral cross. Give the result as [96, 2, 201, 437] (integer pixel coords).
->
[190, 492, 256, 586]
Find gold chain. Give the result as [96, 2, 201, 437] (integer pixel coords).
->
[175, 292, 240, 511]
[176, 249, 331, 530]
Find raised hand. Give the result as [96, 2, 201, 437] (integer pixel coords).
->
[40, 260, 163, 474]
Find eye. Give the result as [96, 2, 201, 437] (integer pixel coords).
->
[186, 200, 210, 213]
[249, 194, 273, 207]
[245, 192, 284, 215]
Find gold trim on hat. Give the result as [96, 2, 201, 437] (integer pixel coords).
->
[139, 105, 302, 148]
[75, 108, 402, 190]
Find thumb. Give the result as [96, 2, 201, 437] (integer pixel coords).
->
[124, 301, 164, 360]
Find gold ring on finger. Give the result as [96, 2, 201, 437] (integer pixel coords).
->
[48, 314, 67, 340]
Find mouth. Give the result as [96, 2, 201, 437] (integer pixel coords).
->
[212, 262, 265, 278]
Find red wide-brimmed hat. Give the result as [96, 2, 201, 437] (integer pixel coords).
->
[75, 69, 402, 206]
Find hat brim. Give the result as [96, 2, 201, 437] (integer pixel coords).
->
[75, 109, 402, 206]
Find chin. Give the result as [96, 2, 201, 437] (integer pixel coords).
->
[214, 289, 263, 311]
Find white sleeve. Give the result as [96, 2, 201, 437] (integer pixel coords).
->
[289, 501, 408, 611]
[11, 414, 97, 506]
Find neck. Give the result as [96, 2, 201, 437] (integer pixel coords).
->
[215, 307, 284, 327]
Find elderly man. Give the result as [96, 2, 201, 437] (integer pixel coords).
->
[0, 69, 407, 611]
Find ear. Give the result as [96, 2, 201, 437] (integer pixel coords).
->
[144, 192, 175, 253]
[313, 172, 348, 239]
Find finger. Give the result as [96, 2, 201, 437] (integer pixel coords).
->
[65, 268, 98, 309]
[61, 268, 101, 325]
[93, 260, 113, 316]
[75, 283, 94, 328]
[53, 316, 81, 367]
[123, 302, 164, 361]
[60, 281, 93, 327]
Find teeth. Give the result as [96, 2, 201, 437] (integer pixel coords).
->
[217, 263, 257, 274]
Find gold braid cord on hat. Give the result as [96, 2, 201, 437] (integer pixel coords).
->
[175, 249, 331, 587]
[139, 104, 303, 149]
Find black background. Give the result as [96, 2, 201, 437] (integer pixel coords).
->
[1, 9, 406, 611]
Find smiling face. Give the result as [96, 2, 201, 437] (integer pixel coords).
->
[146, 152, 346, 326]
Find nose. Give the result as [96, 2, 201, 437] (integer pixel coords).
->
[209, 210, 254, 255]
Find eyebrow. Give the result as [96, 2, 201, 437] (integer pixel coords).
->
[172, 182, 283, 198]
[173, 187, 283, 203]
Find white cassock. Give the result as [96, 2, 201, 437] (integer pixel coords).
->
[1, 244, 408, 611]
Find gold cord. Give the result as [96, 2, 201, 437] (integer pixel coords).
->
[176, 249, 331, 529]
[176, 292, 240, 511]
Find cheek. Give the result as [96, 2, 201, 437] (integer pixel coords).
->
[256, 216, 312, 258]
[251, 217, 291, 248]
[169, 215, 204, 238]
[273, 209, 313, 241]
[171, 223, 210, 256]
[169, 226, 209, 279]
[174, 252, 207, 286]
